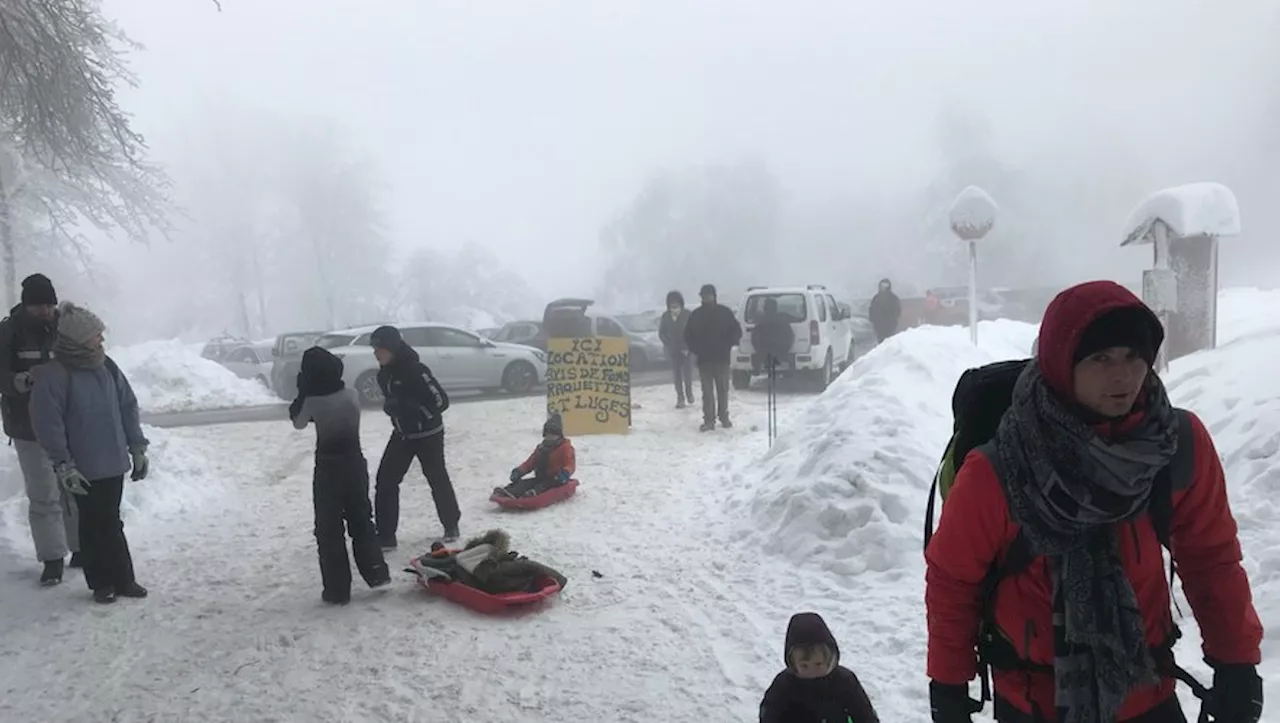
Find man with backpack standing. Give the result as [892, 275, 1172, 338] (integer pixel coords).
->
[369, 326, 460, 548]
[0, 274, 80, 585]
[925, 281, 1263, 723]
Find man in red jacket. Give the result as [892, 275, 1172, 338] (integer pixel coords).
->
[926, 281, 1263, 723]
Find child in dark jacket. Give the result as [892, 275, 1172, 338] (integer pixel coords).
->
[492, 415, 575, 499]
[290, 346, 390, 604]
[759, 612, 879, 723]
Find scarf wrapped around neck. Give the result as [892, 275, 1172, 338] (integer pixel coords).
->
[992, 362, 1179, 723]
[54, 334, 105, 369]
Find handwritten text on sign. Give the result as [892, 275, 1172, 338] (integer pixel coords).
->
[546, 337, 630, 435]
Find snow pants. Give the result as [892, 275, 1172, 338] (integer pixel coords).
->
[670, 351, 694, 403]
[74, 475, 135, 592]
[375, 431, 460, 540]
[506, 474, 560, 498]
[698, 362, 731, 424]
[313, 452, 388, 600]
[15, 439, 79, 562]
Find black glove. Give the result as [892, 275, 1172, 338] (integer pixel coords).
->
[288, 395, 304, 421]
[509, 468, 522, 483]
[1207, 659, 1263, 723]
[929, 682, 981, 723]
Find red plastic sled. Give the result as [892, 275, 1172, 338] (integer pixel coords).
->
[490, 479, 579, 510]
[424, 575, 563, 615]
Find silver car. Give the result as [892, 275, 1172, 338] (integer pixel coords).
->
[215, 342, 274, 389]
[314, 323, 548, 405]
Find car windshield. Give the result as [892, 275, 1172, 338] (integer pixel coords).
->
[743, 294, 807, 323]
[618, 314, 659, 333]
[314, 334, 355, 349]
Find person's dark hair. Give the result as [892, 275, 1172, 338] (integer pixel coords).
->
[665, 290, 685, 307]
[699, 283, 717, 299]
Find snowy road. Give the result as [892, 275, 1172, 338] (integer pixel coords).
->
[0, 385, 822, 723]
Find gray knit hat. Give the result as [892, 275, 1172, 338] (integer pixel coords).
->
[56, 302, 106, 346]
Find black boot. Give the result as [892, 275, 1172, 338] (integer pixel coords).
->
[442, 526, 460, 543]
[117, 582, 148, 599]
[40, 559, 64, 587]
[94, 587, 117, 604]
[378, 535, 397, 550]
[322, 590, 350, 605]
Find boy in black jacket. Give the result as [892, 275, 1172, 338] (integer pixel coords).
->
[290, 346, 390, 604]
[368, 326, 461, 549]
[759, 612, 880, 723]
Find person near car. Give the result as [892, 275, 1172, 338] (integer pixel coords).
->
[926, 281, 1263, 723]
[659, 290, 695, 409]
[922, 289, 943, 326]
[684, 283, 742, 432]
[369, 325, 461, 548]
[30, 302, 150, 605]
[0, 274, 80, 586]
[868, 278, 901, 343]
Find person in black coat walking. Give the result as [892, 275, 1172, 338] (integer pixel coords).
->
[683, 284, 742, 432]
[867, 278, 901, 343]
[369, 326, 461, 548]
[290, 346, 390, 604]
[658, 290, 695, 408]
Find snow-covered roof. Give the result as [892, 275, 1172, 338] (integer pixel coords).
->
[948, 186, 998, 240]
[1121, 182, 1241, 246]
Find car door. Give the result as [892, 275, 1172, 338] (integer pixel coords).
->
[423, 327, 491, 389]
[399, 327, 447, 385]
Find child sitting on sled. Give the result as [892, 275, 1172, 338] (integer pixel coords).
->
[492, 414, 575, 499]
[759, 612, 880, 723]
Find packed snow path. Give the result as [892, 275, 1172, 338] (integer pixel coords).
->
[0, 385, 839, 723]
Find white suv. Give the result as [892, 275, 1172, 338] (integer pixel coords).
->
[313, 323, 548, 405]
[731, 285, 856, 391]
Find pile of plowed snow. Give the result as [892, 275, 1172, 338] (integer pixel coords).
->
[725, 319, 1038, 576]
[112, 340, 278, 414]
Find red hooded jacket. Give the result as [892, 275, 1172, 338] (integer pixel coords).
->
[925, 281, 1262, 720]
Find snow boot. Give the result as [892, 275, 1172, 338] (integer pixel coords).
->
[719, 417, 733, 429]
[378, 535, 397, 550]
[93, 587, 117, 604]
[492, 487, 513, 498]
[117, 582, 148, 599]
[700, 421, 715, 432]
[40, 559, 64, 587]
[68, 552, 83, 569]
[368, 570, 392, 589]
[676, 399, 686, 409]
[322, 590, 350, 605]
[442, 526, 460, 543]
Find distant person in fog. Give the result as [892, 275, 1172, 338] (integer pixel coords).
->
[868, 278, 902, 342]
[659, 291, 694, 409]
[684, 284, 742, 432]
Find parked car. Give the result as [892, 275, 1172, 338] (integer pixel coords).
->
[491, 320, 547, 351]
[477, 327, 502, 340]
[215, 342, 274, 388]
[313, 323, 548, 405]
[200, 334, 252, 364]
[613, 312, 666, 368]
[839, 303, 880, 362]
[731, 284, 857, 391]
[538, 300, 665, 369]
[269, 330, 326, 399]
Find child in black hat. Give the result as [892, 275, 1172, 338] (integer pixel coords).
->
[759, 612, 880, 723]
[493, 414, 576, 499]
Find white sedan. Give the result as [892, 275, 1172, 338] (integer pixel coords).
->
[313, 323, 547, 405]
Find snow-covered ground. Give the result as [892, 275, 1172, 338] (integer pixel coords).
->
[1, 289, 1278, 722]
[112, 339, 279, 414]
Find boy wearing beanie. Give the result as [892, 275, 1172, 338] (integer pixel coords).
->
[759, 612, 880, 723]
[493, 414, 575, 499]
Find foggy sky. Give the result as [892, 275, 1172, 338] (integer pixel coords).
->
[93, 0, 1279, 334]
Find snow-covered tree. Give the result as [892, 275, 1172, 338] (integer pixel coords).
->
[398, 241, 539, 329]
[0, 0, 171, 305]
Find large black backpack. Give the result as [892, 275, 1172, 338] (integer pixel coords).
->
[922, 358, 1206, 705]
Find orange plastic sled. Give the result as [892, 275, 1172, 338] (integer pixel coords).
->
[490, 479, 579, 510]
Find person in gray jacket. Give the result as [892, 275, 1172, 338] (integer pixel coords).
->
[658, 290, 694, 409]
[30, 302, 150, 605]
[0, 274, 80, 585]
[290, 346, 390, 604]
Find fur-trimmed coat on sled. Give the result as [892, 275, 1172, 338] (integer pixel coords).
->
[413, 529, 568, 595]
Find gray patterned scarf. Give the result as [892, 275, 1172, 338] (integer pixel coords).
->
[993, 362, 1178, 723]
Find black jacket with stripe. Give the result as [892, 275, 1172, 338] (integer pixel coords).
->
[0, 304, 58, 441]
[376, 343, 450, 439]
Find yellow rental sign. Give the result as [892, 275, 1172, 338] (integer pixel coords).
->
[545, 337, 631, 435]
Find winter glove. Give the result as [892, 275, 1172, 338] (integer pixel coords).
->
[555, 469, 571, 484]
[13, 371, 33, 393]
[288, 395, 305, 421]
[929, 682, 981, 723]
[55, 462, 91, 496]
[509, 468, 523, 483]
[1206, 659, 1263, 723]
[130, 448, 150, 481]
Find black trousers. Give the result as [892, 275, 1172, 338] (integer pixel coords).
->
[375, 432, 461, 537]
[313, 453, 388, 598]
[74, 475, 135, 592]
[507, 474, 559, 497]
[994, 694, 1187, 723]
[698, 362, 730, 424]
[670, 350, 694, 401]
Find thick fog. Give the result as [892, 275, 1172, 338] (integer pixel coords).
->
[19, 0, 1280, 342]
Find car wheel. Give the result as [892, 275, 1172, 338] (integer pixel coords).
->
[732, 370, 752, 390]
[502, 361, 537, 394]
[811, 351, 833, 392]
[844, 341, 856, 370]
[356, 371, 383, 406]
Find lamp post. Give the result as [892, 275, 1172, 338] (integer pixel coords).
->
[948, 186, 998, 345]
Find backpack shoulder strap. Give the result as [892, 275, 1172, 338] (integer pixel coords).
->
[1150, 408, 1197, 550]
[972, 441, 1037, 578]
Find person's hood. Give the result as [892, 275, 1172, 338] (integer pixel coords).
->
[389, 340, 421, 367]
[783, 612, 840, 666]
[1037, 281, 1163, 400]
[300, 346, 344, 386]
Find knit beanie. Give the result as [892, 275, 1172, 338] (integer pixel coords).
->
[699, 284, 717, 300]
[543, 414, 564, 437]
[56, 302, 105, 346]
[369, 325, 402, 351]
[1073, 307, 1160, 366]
[20, 274, 57, 306]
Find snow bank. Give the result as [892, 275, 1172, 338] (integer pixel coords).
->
[1122, 182, 1240, 245]
[112, 340, 278, 414]
[727, 319, 1038, 576]
[1214, 287, 1280, 347]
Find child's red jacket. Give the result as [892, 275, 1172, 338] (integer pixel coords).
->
[516, 438, 575, 481]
